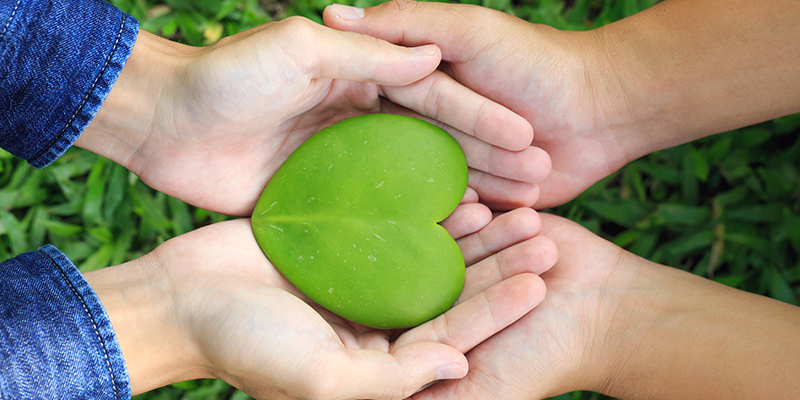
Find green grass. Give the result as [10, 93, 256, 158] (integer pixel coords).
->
[1, 0, 798, 399]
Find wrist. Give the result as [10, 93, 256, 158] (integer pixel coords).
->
[546, 248, 680, 397]
[586, 0, 800, 158]
[587, 256, 687, 396]
[85, 254, 208, 394]
[76, 29, 190, 170]
[565, 26, 668, 165]
[591, 253, 800, 399]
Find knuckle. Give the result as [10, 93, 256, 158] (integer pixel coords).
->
[278, 16, 319, 43]
[423, 74, 448, 120]
[431, 312, 454, 346]
[472, 99, 489, 138]
[361, 34, 393, 82]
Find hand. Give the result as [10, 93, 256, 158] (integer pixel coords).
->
[324, 0, 800, 209]
[323, 1, 632, 209]
[410, 213, 800, 399]
[85, 203, 557, 399]
[405, 212, 628, 399]
[77, 18, 548, 216]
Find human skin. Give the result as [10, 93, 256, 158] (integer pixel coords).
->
[84, 205, 558, 399]
[405, 213, 800, 400]
[324, 0, 800, 209]
[322, 1, 800, 397]
[75, 17, 551, 216]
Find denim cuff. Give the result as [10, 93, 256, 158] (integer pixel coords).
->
[0, 245, 131, 400]
[0, 0, 139, 167]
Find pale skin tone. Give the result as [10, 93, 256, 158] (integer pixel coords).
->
[324, 0, 800, 209]
[84, 206, 557, 399]
[62, 12, 560, 398]
[405, 213, 800, 400]
[75, 17, 551, 216]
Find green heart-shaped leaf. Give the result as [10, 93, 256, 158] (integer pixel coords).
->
[252, 114, 468, 329]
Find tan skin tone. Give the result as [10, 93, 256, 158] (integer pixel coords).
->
[76, 18, 551, 216]
[323, 0, 800, 397]
[401, 213, 800, 400]
[324, 0, 800, 209]
[85, 206, 558, 399]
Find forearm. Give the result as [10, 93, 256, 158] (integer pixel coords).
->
[603, 255, 800, 399]
[75, 29, 188, 173]
[595, 0, 800, 156]
[84, 254, 206, 395]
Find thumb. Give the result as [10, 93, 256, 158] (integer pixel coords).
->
[323, 0, 498, 63]
[276, 16, 441, 85]
[330, 342, 468, 400]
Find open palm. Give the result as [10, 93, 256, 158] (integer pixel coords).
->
[408, 213, 638, 399]
[149, 205, 556, 399]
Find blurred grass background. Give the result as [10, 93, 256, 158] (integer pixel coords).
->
[1, 0, 798, 399]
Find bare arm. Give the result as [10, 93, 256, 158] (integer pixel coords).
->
[599, 0, 800, 158]
[404, 213, 800, 399]
[599, 243, 800, 398]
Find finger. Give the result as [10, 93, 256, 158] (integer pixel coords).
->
[323, 1, 504, 63]
[468, 169, 540, 209]
[381, 70, 533, 151]
[330, 342, 468, 400]
[380, 99, 550, 183]
[457, 207, 541, 266]
[450, 132, 551, 184]
[458, 235, 558, 302]
[440, 203, 492, 241]
[277, 16, 441, 86]
[393, 273, 546, 355]
[461, 187, 479, 204]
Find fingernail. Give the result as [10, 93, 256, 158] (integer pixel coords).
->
[436, 363, 466, 380]
[329, 4, 364, 20]
[411, 44, 438, 56]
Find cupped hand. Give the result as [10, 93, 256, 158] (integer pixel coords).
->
[414, 211, 800, 400]
[81, 18, 548, 216]
[324, 0, 646, 209]
[94, 203, 556, 399]
[409, 213, 639, 399]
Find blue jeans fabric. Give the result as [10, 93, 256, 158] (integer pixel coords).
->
[0, 0, 138, 168]
[0, 0, 137, 398]
[0, 246, 130, 399]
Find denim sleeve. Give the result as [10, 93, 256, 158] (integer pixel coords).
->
[0, 0, 139, 168]
[0, 245, 130, 400]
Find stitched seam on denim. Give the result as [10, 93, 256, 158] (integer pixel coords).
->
[39, 250, 121, 400]
[29, 14, 128, 165]
[0, 0, 22, 43]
